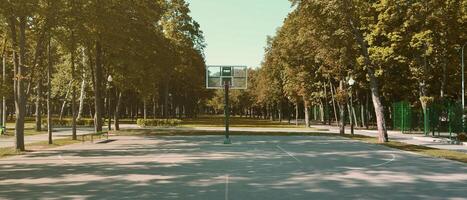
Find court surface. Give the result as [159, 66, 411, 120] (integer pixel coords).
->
[0, 135, 466, 200]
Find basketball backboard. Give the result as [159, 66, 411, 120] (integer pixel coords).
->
[206, 66, 248, 89]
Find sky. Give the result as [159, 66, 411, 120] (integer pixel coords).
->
[186, 0, 292, 68]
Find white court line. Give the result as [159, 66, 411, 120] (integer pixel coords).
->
[276, 145, 302, 163]
[366, 145, 397, 167]
[225, 174, 229, 200]
[58, 154, 74, 164]
[370, 153, 396, 167]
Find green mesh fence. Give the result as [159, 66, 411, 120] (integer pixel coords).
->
[392, 101, 412, 133]
[393, 100, 463, 138]
[425, 101, 463, 137]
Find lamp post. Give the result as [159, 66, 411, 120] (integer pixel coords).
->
[107, 75, 113, 137]
[348, 77, 355, 135]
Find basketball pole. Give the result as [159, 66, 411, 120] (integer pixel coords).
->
[224, 81, 231, 144]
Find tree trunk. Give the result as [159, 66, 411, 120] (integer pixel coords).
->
[339, 81, 345, 135]
[319, 102, 325, 123]
[143, 99, 147, 120]
[347, 104, 352, 125]
[163, 80, 169, 118]
[11, 16, 26, 151]
[323, 83, 331, 125]
[1, 37, 6, 132]
[278, 103, 283, 122]
[153, 96, 156, 119]
[2, 54, 5, 131]
[77, 77, 86, 120]
[329, 80, 338, 125]
[304, 99, 310, 128]
[440, 59, 447, 98]
[35, 80, 42, 131]
[114, 91, 122, 131]
[295, 102, 299, 126]
[47, 38, 53, 144]
[365, 92, 370, 129]
[360, 98, 366, 128]
[71, 41, 77, 140]
[77, 53, 86, 121]
[350, 19, 388, 142]
[368, 70, 388, 142]
[89, 102, 93, 119]
[352, 101, 358, 127]
[94, 41, 103, 133]
[59, 82, 72, 120]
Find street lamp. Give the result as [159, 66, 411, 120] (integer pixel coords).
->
[348, 77, 355, 135]
[107, 75, 113, 136]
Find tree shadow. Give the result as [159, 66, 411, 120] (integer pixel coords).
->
[0, 136, 466, 200]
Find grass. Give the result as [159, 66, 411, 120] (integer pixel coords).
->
[181, 116, 327, 129]
[114, 129, 467, 163]
[0, 138, 82, 159]
[0, 130, 48, 138]
[0, 122, 47, 139]
[340, 134, 467, 163]
[0, 131, 108, 159]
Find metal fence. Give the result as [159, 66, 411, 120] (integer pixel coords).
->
[392, 100, 463, 139]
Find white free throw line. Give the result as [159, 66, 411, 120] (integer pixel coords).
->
[371, 153, 396, 167]
[225, 174, 229, 200]
[276, 145, 302, 163]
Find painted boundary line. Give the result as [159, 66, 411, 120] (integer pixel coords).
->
[370, 153, 396, 167]
[225, 174, 229, 200]
[366, 145, 397, 167]
[276, 145, 302, 163]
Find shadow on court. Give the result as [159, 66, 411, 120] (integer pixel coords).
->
[0, 136, 466, 200]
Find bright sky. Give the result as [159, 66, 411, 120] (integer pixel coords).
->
[186, 0, 292, 68]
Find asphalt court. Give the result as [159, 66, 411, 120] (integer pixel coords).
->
[0, 135, 466, 200]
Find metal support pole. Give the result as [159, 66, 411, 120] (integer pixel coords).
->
[107, 86, 111, 132]
[224, 82, 231, 144]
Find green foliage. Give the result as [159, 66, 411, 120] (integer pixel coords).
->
[420, 96, 435, 110]
[136, 119, 182, 127]
[41, 118, 94, 127]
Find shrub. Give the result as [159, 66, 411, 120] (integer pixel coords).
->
[41, 118, 95, 127]
[136, 119, 182, 127]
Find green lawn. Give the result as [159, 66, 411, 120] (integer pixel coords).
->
[0, 138, 82, 159]
[0, 122, 47, 138]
